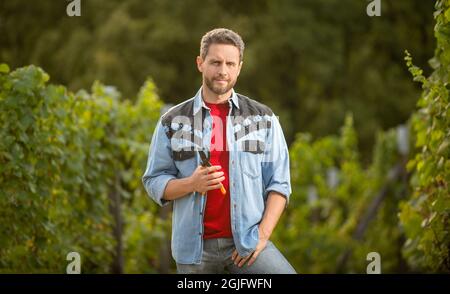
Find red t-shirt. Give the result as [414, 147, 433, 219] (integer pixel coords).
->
[203, 100, 232, 239]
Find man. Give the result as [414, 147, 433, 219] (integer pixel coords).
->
[142, 28, 296, 274]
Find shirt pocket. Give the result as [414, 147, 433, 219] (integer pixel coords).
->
[239, 139, 265, 179]
[170, 133, 197, 178]
[172, 149, 196, 178]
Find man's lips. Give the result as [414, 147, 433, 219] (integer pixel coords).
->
[214, 79, 228, 84]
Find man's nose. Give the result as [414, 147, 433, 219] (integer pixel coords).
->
[218, 63, 227, 75]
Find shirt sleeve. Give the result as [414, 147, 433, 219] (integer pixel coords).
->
[261, 114, 292, 206]
[142, 118, 178, 207]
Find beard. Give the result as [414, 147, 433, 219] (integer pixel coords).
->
[204, 76, 236, 95]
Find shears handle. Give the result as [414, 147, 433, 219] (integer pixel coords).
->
[201, 184, 226, 196]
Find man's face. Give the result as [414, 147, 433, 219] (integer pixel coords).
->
[197, 43, 242, 95]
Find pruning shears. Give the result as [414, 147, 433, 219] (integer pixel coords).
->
[198, 150, 227, 196]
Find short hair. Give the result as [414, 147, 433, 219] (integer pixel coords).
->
[200, 28, 245, 61]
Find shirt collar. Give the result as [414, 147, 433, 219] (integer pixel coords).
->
[193, 87, 239, 115]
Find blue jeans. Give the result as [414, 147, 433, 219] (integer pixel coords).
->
[176, 238, 297, 274]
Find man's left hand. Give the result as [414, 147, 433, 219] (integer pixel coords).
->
[231, 226, 269, 267]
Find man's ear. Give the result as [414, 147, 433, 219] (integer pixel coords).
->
[196, 56, 203, 73]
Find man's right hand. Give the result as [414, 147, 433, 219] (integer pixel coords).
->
[190, 165, 224, 195]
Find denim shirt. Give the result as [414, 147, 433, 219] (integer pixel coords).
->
[142, 88, 291, 264]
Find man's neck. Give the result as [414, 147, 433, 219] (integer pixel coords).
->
[202, 86, 232, 104]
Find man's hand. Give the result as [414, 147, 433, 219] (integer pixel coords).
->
[231, 226, 269, 267]
[190, 165, 224, 195]
[230, 192, 287, 266]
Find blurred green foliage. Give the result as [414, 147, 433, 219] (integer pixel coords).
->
[277, 115, 410, 273]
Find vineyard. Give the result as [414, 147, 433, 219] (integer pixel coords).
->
[0, 65, 170, 273]
[0, 0, 449, 273]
